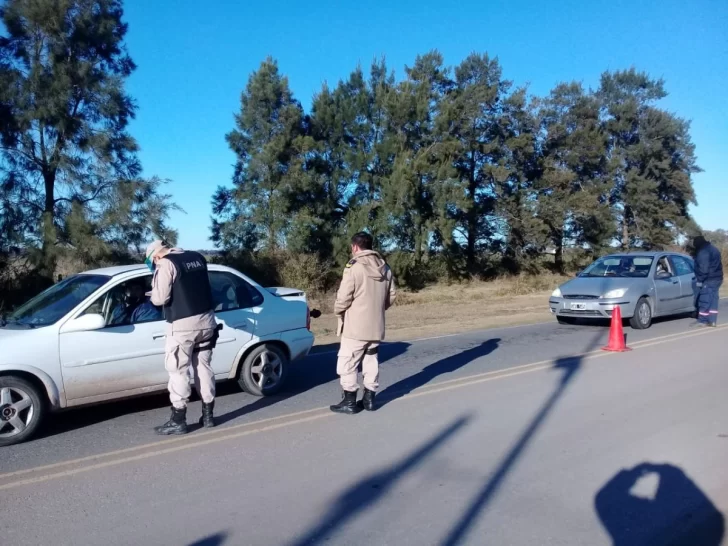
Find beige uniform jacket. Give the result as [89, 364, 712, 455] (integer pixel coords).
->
[150, 249, 217, 334]
[334, 250, 396, 341]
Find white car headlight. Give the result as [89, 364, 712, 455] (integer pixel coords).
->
[551, 287, 562, 298]
[602, 288, 627, 299]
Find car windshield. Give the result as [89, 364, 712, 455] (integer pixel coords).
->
[6, 274, 110, 328]
[579, 256, 654, 278]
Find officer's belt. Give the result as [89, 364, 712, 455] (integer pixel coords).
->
[193, 323, 223, 353]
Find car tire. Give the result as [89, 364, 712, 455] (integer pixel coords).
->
[237, 344, 289, 397]
[629, 298, 652, 330]
[0, 376, 46, 447]
[557, 316, 577, 325]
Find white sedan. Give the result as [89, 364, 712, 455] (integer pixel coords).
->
[0, 264, 315, 446]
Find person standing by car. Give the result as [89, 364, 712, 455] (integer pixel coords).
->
[330, 232, 396, 414]
[145, 240, 219, 434]
[692, 235, 724, 328]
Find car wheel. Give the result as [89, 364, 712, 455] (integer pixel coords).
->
[237, 344, 289, 397]
[629, 298, 652, 330]
[557, 316, 577, 325]
[0, 376, 46, 447]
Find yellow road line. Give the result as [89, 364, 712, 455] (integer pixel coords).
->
[381, 325, 727, 399]
[0, 325, 724, 491]
[399, 326, 726, 401]
[0, 413, 331, 491]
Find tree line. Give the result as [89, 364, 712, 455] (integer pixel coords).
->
[0, 0, 709, 305]
[212, 53, 701, 286]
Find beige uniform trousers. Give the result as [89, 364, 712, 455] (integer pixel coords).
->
[165, 328, 216, 409]
[337, 337, 380, 392]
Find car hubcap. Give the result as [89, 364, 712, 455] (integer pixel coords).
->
[250, 351, 283, 390]
[639, 303, 650, 325]
[0, 387, 34, 438]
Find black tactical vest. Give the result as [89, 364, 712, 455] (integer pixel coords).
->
[162, 251, 214, 323]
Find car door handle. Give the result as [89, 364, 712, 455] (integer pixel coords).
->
[672, 280, 679, 284]
[152, 333, 166, 340]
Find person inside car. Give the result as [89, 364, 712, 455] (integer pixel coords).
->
[656, 258, 671, 277]
[130, 295, 162, 323]
[109, 282, 158, 326]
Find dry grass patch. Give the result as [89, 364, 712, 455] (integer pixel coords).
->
[310, 274, 570, 345]
[310, 274, 728, 346]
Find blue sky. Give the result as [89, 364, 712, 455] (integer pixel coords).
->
[122, 0, 728, 249]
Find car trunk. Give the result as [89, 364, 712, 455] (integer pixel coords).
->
[265, 287, 307, 303]
[262, 287, 313, 333]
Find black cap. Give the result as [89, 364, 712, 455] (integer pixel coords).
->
[693, 235, 708, 250]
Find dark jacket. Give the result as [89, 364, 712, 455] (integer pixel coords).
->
[695, 243, 723, 284]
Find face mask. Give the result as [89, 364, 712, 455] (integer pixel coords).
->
[144, 254, 155, 272]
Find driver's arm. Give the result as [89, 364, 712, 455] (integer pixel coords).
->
[108, 304, 127, 326]
[132, 301, 162, 323]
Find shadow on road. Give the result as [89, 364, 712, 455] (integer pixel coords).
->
[376, 338, 501, 407]
[285, 414, 472, 546]
[438, 331, 604, 545]
[595, 462, 725, 545]
[188, 531, 228, 546]
[38, 342, 411, 438]
[215, 341, 410, 426]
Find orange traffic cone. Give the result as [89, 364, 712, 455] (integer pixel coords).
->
[602, 306, 631, 352]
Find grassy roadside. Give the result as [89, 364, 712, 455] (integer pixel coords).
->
[310, 277, 728, 346]
[309, 275, 567, 346]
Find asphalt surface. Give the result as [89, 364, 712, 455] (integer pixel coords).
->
[1, 301, 727, 545]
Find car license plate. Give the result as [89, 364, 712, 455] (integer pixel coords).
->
[570, 303, 587, 311]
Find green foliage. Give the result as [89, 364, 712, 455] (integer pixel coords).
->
[536, 82, 612, 272]
[210, 249, 334, 297]
[212, 57, 304, 252]
[0, 0, 176, 281]
[598, 69, 699, 250]
[386, 251, 439, 291]
[211, 57, 703, 289]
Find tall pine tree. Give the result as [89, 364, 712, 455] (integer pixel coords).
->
[491, 87, 543, 272]
[213, 57, 304, 251]
[598, 69, 699, 249]
[385, 51, 451, 266]
[439, 53, 511, 272]
[536, 82, 612, 271]
[0, 0, 173, 277]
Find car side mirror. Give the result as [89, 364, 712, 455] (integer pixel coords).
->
[60, 313, 106, 334]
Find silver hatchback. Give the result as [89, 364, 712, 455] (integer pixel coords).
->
[549, 252, 697, 329]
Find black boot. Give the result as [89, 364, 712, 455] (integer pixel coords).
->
[199, 401, 215, 428]
[360, 388, 376, 411]
[330, 390, 361, 415]
[154, 406, 188, 435]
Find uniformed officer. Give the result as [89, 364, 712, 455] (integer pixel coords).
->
[692, 235, 724, 327]
[330, 232, 396, 414]
[145, 240, 220, 435]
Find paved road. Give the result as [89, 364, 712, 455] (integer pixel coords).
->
[1, 303, 727, 545]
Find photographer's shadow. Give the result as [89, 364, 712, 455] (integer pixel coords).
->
[595, 462, 725, 545]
